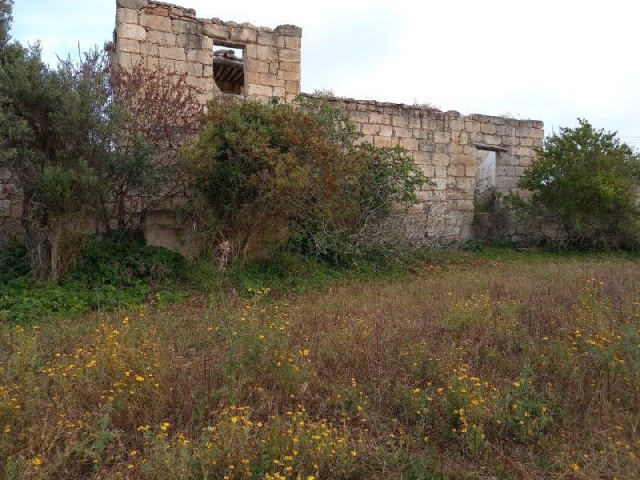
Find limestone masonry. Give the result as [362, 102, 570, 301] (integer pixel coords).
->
[0, 0, 544, 246]
[112, 0, 302, 103]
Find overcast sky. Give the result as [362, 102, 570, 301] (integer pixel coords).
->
[10, 0, 640, 147]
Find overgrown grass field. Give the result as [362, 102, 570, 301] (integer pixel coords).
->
[1, 252, 639, 479]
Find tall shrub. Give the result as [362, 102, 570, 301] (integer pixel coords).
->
[509, 119, 640, 250]
[180, 97, 425, 264]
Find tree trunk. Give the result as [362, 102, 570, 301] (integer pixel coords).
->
[21, 194, 51, 279]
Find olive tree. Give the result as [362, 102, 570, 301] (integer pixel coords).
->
[509, 119, 640, 250]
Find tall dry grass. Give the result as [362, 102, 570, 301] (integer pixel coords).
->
[1, 256, 639, 479]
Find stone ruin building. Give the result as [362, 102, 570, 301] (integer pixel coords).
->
[0, 0, 545, 250]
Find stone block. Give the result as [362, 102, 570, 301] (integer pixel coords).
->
[275, 24, 302, 37]
[277, 70, 299, 82]
[391, 115, 409, 128]
[420, 166, 435, 178]
[186, 49, 212, 64]
[447, 117, 463, 131]
[412, 128, 428, 139]
[368, 112, 384, 124]
[140, 42, 159, 56]
[434, 166, 447, 178]
[448, 164, 466, 177]
[272, 86, 286, 98]
[451, 131, 468, 144]
[285, 36, 301, 49]
[432, 154, 449, 167]
[186, 62, 203, 76]
[247, 58, 269, 73]
[119, 23, 147, 41]
[203, 23, 230, 40]
[484, 135, 502, 145]
[531, 128, 545, 139]
[433, 131, 450, 144]
[159, 46, 186, 61]
[463, 120, 479, 133]
[279, 49, 301, 63]
[279, 61, 300, 73]
[394, 127, 412, 138]
[140, 14, 172, 32]
[519, 137, 534, 147]
[148, 5, 169, 16]
[257, 31, 277, 46]
[515, 127, 532, 137]
[497, 125, 515, 136]
[374, 136, 395, 148]
[117, 0, 147, 9]
[147, 56, 174, 70]
[284, 81, 300, 94]
[10, 201, 23, 218]
[361, 123, 380, 135]
[399, 137, 419, 151]
[201, 36, 213, 50]
[257, 45, 278, 60]
[447, 143, 464, 155]
[244, 44, 258, 59]
[480, 123, 497, 135]
[379, 125, 393, 137]
[230, 27, 257, 43]
[173, 60, 187, 74]
[412, 151, 429, 165]
[406, 117, 421, 129]
[116, 7, 138, 24]
[147, 30, 176, 46]
[117, 51, 143, 67]
[187, 76, 213, 91]
[118, 38, 140, 53]
[176, 34, 203, 49]
[203, 65, 213, 77]
[246, 84, 273, 97]
[469, 132, 484, 143]
[348, 111, 368, 123]
[259, 73, 282, 87]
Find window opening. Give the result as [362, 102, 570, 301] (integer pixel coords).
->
[213, 45, 244, 95]
[475, 149, 496, 202]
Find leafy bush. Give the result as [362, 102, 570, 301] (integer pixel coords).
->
[72, 232, 185, 287]
[0, 241, 28, 283]
[0, 233, 186, 323]
[508, 119, 640, 250]
[181, 97, 425, 265]
[1, 0, 202, 279]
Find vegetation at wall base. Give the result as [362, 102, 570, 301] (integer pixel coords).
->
[507, 119, 640, 251]
[0, 232, 188, 323]
[0, 231, 433, 323]
[179, 97, 426, 266]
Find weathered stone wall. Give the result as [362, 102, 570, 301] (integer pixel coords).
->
[113, 0, 301, 103]
[0, 0, 544, 248]
[315, 96, 544, 242]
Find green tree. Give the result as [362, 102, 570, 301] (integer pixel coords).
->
[0, 0, 201, 278]
[0, 45, 108, 277]
[510, 119, 640, 250]
[0, 0, 12, 50]
[181, 97, 425, 264]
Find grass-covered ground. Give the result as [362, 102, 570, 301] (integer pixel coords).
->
[1, 250, 639, 479]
